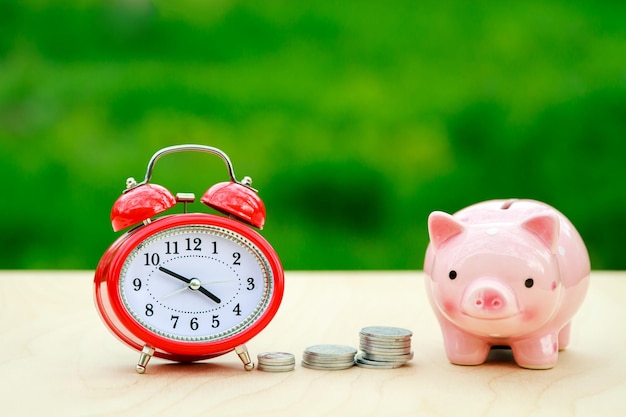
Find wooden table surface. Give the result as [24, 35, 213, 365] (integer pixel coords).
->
[1, 270, 624, 417]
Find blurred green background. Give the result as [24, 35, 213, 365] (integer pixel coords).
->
[1, 0, 625, 271]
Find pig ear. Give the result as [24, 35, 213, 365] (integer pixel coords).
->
[428, 211, 465, 250]
[522, 214, 560, 254]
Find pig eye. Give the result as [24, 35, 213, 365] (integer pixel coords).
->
[449, 270, 457, 280]
[525, 278, 534, 288]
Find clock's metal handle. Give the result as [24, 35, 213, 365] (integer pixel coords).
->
[131, 144, 239, 190]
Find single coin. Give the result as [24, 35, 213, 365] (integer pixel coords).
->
[359, 332, 412, 346]
[303, 355, 355, 364]
[362, 351, 414, 362]
[301, 360, 355, 371]
[304, 344, 357, 357]
[359, 344, 412, 354]
[355, 355, 406, 369]
[302, 354, 355, 365]
[257, 363, 295, 372]
[360, 326, 412, 340]
[257, 352, 296, 366]
[360, 337, 412, 347]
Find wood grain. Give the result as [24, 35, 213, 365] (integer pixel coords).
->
[0, 271, 624, 416]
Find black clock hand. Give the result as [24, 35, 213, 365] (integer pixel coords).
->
[158, 267, 221, 304]
[197, 286, 221, 304]
[158, 266, 192, 284]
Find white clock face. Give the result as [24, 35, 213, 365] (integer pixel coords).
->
[119, 225, 274, 342]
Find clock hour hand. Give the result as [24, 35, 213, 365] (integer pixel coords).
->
[158, 267, 221, 304]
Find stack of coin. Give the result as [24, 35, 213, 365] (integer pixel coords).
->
[256, 352, 296, 372]
[301, 344, 357, 370]
[356, 326, 413, 369]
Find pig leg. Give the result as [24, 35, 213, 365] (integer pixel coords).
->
[440, 325, 491, 365]
[558, 322, 571, 350]
[511, 333, 559, 369]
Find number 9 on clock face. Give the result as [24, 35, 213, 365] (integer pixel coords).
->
[119, 224, 273, 343]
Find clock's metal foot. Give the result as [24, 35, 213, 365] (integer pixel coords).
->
[235, 344, 254, 371]
[136, 345, 155, 374]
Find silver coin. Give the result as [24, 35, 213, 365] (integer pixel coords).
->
[359, 346, 412, 355]
[362, 351, 414, 362]
[359, 344, 412, 354]
[360, 326, 412, 340]
[302, 357, 354, 366]
[359, 338, 411, 349]
[356, 354, 407, 366]
[302, 355, 354, 367]
[301, 360, 355, 371]
[257, 363, 295, 372]
[257, 352, 296, 366]
[359, 334, 411, 346]
[356, 361, 403, 369]
[303, 358, 354, 364]
[355, 354, 406, 369]
[302, 358, 355, 367]
[362, 350, 413, 358]
[304, 344, 357, 357]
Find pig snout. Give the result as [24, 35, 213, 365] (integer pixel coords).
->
[461, 280, 519, 319]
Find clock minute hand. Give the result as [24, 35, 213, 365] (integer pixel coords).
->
[158, 267, 221, 304]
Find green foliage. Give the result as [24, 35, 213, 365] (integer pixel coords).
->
[1, 0, 625, 270]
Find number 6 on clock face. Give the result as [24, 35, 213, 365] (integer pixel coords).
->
[120, 225, 270, 342]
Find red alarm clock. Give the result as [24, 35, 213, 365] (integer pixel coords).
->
[94, 144, 284, 373]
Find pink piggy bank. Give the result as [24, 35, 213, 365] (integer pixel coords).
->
[424, 199, 590, 369]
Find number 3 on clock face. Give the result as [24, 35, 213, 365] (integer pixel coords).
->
[121, 224, 272, 343]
